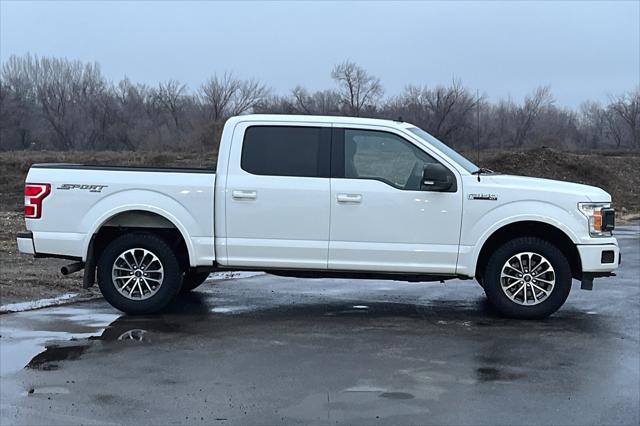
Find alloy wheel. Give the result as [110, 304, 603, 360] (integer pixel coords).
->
[500, 251, 555, 306]
[111, 248, 164, 301]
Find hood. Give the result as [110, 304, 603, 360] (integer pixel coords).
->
[484, 174, 611, 202]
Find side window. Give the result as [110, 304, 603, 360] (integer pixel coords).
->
[344, 129, 438, 190]
[241, 126, 330, 177]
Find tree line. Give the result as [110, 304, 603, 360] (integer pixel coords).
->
[1, 54, 638, 152]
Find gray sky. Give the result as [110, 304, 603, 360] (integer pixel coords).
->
[1, 0, 638, 107]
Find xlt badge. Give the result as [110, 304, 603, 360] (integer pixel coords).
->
[468, 193, 497, 201]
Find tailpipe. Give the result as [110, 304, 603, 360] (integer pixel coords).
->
[61, 261, 84, 275]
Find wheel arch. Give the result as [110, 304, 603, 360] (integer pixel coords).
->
[474, 220, 582, 282]
[86, 208, 193, 271]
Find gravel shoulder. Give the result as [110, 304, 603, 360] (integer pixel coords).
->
[0, 211, 99, 306]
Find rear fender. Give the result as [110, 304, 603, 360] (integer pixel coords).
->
[81, 189, 198, 266]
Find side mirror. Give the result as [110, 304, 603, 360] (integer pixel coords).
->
[421, 163, 453, 192]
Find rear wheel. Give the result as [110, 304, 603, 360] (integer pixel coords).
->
[482, 237, 572, 319]
[180, 270, 211, 292]
[97, 233, 183, 314]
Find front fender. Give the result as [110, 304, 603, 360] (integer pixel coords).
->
[81, 189, 198, 266]
[457, 200, 584, 276]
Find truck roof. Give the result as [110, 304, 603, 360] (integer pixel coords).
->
[227, 114, 415, 130]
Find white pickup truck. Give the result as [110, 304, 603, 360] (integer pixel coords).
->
[17, 115, 619, 318]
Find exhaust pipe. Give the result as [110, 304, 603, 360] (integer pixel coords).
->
[61, 261, 84, 275]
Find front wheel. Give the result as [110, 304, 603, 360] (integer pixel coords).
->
[97, 233, 183, 314]
[482, 237, 572, 319]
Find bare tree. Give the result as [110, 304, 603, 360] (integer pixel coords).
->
[384, 80, 478, 147]
[0, 75, 39, 149]
[253, 94, 297, 115]
[578, 101, 608, 149]
[603, 108, 625, 148]
[291, 86, 313, 114]
[608, 90, 640, 148]
[331, 61, 383, 116]
[199, 73, 268, 121]
[1, 54, 109, 150]
[426, 80, 478, 143]
[513, 86, 554, 146]
[232, 79, 269, 116]
[200, 73, 240, 121]
[291, 86, 341, 115]
[153, 80, 188, 130]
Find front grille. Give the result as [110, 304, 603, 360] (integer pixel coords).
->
[602, 208, 615, 232]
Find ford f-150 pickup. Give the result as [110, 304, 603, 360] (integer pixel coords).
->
[16, 115, 620, 318]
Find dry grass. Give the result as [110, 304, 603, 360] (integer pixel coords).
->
[0, 150, 217, 212]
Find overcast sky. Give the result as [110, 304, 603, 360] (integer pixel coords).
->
[1, 1, 638, 107]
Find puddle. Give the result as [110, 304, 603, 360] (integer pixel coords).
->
[210, 306, 250, 314]
[20, 315, 187, 371]
[281, 390, 428, 422]
[476, 367, 524, 382]
[26, 386, 70, 395]
[379, 392, 414, 400]
[26, 343, 91, 370]
[0, 311, 119, 376]
[112, 329, 147, 341]
[344, 385, 387, 392]
[0, 305, 183, 376]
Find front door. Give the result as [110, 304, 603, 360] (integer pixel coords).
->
[329, 127, 463, 274]
[225, 123, 331, 269]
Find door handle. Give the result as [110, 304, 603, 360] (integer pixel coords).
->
[337, 193, 362, 203]
[232, 190, 257, 200]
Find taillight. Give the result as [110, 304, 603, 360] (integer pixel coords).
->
[24, 183, 50, 219]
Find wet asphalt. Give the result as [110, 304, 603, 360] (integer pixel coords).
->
[0, 224, 638, 425]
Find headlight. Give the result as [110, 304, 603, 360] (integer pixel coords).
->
[578, 202, 612, 237]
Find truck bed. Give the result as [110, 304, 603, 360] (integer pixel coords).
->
[24, 163, 216, 266]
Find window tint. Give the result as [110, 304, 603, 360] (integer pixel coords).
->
[241, 126, 329, 177]
[344, 129, 438, 190]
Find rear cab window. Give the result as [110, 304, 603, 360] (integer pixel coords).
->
[241, 126, 330, 178]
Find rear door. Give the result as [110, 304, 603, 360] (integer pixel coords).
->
[224, 122, 331, 269]
[328, 126, 463, 274]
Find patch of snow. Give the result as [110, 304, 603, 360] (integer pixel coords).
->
[0, 293, 79, 314]
[207, 271, 264, 281]
[0, 271, 265, 314]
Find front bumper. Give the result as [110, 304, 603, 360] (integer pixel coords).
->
[16, 231, 35, 255]
[577, 243, 620, 273]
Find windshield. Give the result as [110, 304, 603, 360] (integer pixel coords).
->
[407, 127, 478, 173]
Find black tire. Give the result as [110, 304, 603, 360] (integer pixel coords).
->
[180, 270, 211, 293]
[97, 233, 183, 315]
[482, 237, 572, 319]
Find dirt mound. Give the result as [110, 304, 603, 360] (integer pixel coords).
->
[478, 148, 640, 211]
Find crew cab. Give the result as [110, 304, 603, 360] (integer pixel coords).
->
[16, 115, 620, 318]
